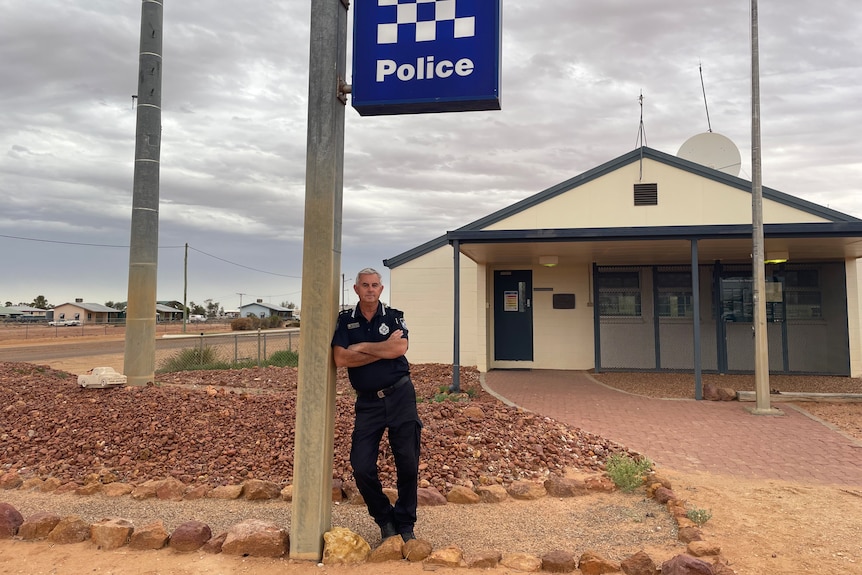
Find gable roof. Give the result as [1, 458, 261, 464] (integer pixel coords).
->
[57, 302, 121, 313]
[7, 305, 44, 313]
[241, 302, 291, 312]
[384, 146, 861, 269]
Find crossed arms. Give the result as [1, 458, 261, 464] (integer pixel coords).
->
[333, 329, 408, 368]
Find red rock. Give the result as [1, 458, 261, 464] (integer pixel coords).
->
[578, 550, 620, 575]
[169, 520, 212, 552]
[129, 521, 169, 550]
[0, 503, 24, 538]
[18, 512, 61, 540]
[661, 554, 714, 574]
[542, 549, 577, 572]
[621, 550, 659, 575]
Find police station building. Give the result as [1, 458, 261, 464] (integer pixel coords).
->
[383, 146, 862, 379]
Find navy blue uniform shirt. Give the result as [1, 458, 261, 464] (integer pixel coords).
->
[331, 303, 409, 394]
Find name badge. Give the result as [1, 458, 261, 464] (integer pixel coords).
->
[347, 322, 360, 329]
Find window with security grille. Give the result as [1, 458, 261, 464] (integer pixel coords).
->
[783, 268, 821, 319]
[598, 271, 642, 316]
[633, 183, 658, 206]
[656, 271, 693, 317]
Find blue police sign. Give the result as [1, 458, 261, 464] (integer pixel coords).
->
[352, 0, 501, 116]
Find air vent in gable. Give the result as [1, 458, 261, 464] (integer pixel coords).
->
[633, 183, 658, 206]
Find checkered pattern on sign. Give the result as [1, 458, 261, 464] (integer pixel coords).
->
[377, 0, 476, 44]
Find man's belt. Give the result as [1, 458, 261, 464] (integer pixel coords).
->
[360, 375, 410, 400]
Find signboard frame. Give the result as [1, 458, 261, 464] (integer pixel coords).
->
[351, 0, 502, 116]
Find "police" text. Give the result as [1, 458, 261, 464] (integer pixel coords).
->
[376, 56, 475, 82]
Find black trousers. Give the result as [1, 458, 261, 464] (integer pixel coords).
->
[350, 378, 422, 532]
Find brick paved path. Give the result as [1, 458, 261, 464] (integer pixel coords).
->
[483, 370, 862, 486]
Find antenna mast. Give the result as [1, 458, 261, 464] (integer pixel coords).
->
[699, 62, 713, 133]
[635, 92, 648, 148]
[635, 92, 647, 181]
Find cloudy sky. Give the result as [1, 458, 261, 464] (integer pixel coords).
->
[1, 0, 859, 311]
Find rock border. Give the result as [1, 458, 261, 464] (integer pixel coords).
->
[1, 470, 737, 574]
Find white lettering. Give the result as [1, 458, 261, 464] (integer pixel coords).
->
[376, 59, 397, 82]
[455, 58, 474, 77]
[374, 56, 475, 83]
[397, 63, 415, 81]
[436, 60, 453, 78]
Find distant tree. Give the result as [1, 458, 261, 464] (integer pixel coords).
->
[204, 299, 220, 318]
[188, 301, 206, 316]
[4, 301, 11, 307]
[31, 295, 49, 309]
[281, 301, 296, 309]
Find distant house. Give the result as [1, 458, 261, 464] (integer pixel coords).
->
[240, 300, 296, 321]
[0, 306, 19, 319]
[156, 304, 183, 322]
[7, 305, 47, 319]
[53, 300, 122, 325]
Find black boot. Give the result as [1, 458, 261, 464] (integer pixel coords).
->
[400, 529, 416, 542]
[379, 520, 399, 540]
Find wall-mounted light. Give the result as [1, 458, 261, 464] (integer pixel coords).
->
[764, 251, 789, 264]
[539, 256, 559, 267]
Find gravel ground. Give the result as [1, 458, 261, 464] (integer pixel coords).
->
[1, 363, 635, 490]
[3, 361, 859, 561]
[0, 361, 682, 558]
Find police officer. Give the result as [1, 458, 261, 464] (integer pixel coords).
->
[331, 268, 422, 542]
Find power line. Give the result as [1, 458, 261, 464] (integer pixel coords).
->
[187, 246, 301, 278]
[0, 233, 300, 278]
[0, 232, 183, 249]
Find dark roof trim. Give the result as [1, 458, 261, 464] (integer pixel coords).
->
[445, 222, 862, 244]
[384, 146, 861, 269]
[384, 235, 449, 269]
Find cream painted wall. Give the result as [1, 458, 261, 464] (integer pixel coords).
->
[491, 265, 595, 370]
[845, 258, 862, 377]
[386, 247, 479, 367]
[390, 251, 597, 371]
[484, 160, 829, 231]
[52, 304, 85, 323]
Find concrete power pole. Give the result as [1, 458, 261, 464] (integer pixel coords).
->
[124, 0, 164, 386]
[749, 0, 780, 415]
[290, 0, 348, 560]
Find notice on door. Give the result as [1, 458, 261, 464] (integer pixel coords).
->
[504, 291, 519, 312]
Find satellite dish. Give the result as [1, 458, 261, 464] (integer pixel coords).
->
[677, 132, 741, 177]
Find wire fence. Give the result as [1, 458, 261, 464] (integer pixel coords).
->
[155, 329, 300, 372]
[0, 319, 235, 342]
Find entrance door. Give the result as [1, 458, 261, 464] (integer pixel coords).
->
[718, 275, 786, 372]
[493, 270, 533, 361]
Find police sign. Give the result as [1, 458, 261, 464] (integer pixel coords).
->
[352, 0, 501, 116]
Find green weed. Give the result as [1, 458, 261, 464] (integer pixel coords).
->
[605, 453, 653, 493]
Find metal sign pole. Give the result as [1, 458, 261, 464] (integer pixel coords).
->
[290, 0, 348, 559]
